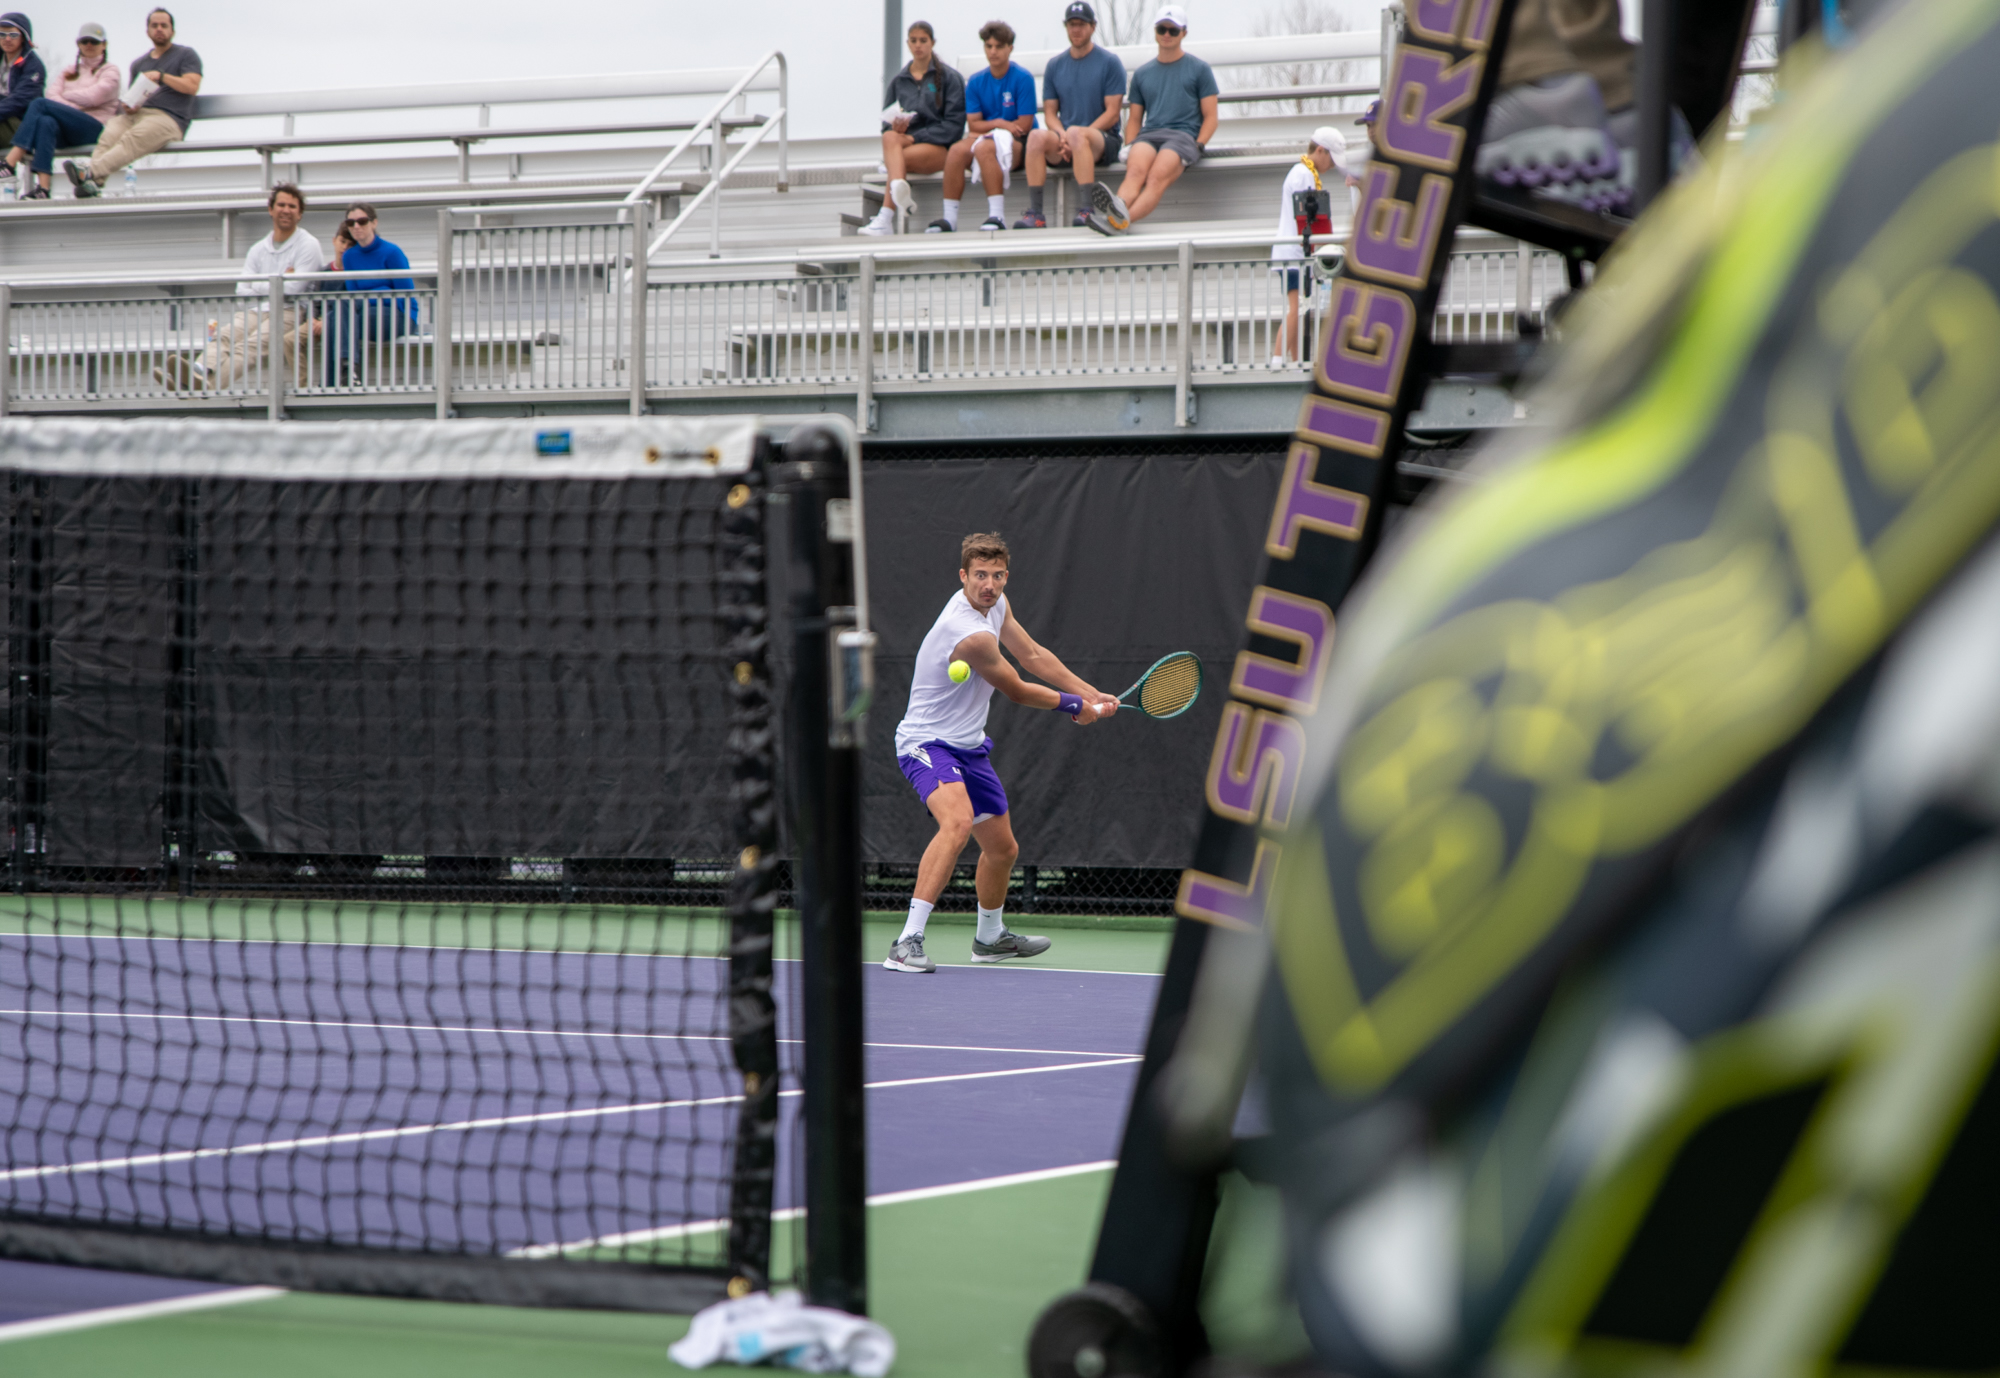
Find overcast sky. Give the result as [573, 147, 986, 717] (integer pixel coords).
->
[29, 0, 1385, 141]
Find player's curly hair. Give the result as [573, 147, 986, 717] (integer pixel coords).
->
[960, 532, 1010, 569]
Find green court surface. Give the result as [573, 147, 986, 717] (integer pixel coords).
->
[0, 897, 1170, 971]
[1, 1167, 1116, 1378]
[0, 924, 1168, 1377]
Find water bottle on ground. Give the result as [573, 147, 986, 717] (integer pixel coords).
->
[123, 167, 138, 198]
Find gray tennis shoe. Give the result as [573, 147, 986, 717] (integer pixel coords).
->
[1089, 180, 1130, 232]
[971, 930, 1053, 963]
[884, 934, 936, 973]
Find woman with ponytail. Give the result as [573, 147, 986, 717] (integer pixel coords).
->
[6, 22, 114, 198]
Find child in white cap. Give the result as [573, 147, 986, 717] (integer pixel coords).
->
[1270, 125, 1359, 367]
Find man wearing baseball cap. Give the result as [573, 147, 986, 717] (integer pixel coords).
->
[1092, 4, 1218, 235]
[1269, 125, 1359, 367]
[1015, 1, 1126, 229]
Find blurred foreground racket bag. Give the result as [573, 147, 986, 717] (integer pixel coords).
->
[1166, 4, 2000, 1373]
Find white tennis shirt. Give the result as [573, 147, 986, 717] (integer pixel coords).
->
[894, 590, 1009, 757]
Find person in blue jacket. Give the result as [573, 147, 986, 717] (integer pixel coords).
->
[317, 202, 415, 385]
[0, 13, 48, 150]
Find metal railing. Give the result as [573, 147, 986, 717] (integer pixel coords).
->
[624, 51, 789, 260]
[0, 221, 1565, 424]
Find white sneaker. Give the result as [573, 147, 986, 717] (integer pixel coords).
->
[857, 219, 894, 237]
[890, 178, 913, 234]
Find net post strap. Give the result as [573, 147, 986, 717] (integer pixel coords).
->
[724, 444, 781, 1292]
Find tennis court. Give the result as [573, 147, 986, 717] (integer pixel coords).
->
[0, 906, 1166, 1375]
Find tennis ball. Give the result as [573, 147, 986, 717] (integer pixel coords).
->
[948, 659, 972, 684]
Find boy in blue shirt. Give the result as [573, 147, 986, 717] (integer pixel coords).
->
[931, 21, 1037, 232]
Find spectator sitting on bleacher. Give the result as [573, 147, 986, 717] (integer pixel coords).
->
[156, 182, 319, 391]
[929, 21, 1035, 233]
[65, 7, 199, 199]
[1090, 4, 1216, 236]
[1015, 0, 1123, 230]
[5, 23, 116, 200]
[0, 13, 48, 153]
[316, 203, 414, 386]
[859, 21, 965, 236]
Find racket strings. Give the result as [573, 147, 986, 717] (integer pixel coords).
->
[1138, 654, 1202, 717]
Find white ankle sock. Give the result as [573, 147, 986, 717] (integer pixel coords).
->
[941, 198, 960, 228]
[986, 194, 1006, 220]
[900, 898, 934, 942]
[976, 904, 1006, 944]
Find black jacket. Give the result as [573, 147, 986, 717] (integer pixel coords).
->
[0, 47, 46, 124]
[882, 60, 965, 147]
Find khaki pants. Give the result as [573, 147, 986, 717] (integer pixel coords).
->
[205, 309, 304, 390]
[88, 106, 181, 182]
[1500, 0, 1636, 111]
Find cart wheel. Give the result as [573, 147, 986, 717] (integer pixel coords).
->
[1027, 1282, 1165, 1378]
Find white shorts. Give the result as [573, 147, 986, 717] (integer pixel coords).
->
[973, 127, 1017, 191]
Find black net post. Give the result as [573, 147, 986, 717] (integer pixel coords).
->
[775, 425, 869, 1316]
[723, 443, 780, 1295]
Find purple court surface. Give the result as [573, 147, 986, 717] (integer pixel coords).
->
[0, 930, 1156, 1329]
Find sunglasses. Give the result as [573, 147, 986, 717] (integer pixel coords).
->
[1155, 24, 1183, 34]
[78, 37, 104, 43]
[343, 217, 374, 227]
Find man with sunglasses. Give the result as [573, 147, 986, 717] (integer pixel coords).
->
[1090, 4, 1217, 235]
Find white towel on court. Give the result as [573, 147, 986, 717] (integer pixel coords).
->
[669, 1290, 896, 1376]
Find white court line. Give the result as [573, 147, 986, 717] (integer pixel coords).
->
[0, 1059, 1139, 1185]
[516, 1160, 1118, 1256]
[0, 1008, 1134, 1060]
[0, 929, 1164, 975]
[0, 1286, 283, 1345]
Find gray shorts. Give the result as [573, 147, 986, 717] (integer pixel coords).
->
[1062, 125, 1121, 164]
[1135, 127, 1202, 169]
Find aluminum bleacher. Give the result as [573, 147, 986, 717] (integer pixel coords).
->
[0, 14, 1777, 440]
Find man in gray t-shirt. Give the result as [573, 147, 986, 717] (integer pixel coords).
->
[69, 8, 201, 196]
[1017, 1, 1126, 228]
[1088, 2, 1219, 235]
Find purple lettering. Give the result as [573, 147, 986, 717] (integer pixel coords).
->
[1350, 165, 1453, 289]
[1176, 839, 1280, 932]
[1206, 704, 1308, 829]
[1315, 279, 1415, 405]
[1378, 49, 1482, 170]
[1232, 587, 1337, 714]
[1267, 442, 1369, 558]
[1405, 0, 1503, 47]
[1297, 394, 1390, 458]
[1405, 0, 1464, 43]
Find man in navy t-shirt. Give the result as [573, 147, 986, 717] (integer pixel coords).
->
[1092, 2, 1219, 235]
[1017, 1, 1126, 229]
[932, 20, 1038, 232]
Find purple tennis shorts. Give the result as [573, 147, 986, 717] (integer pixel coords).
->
[898, 737, 1010, 822]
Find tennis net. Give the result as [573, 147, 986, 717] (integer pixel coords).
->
[0, 417, 796, 1311]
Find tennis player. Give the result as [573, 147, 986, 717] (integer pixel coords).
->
[887, 532, 1118, 973]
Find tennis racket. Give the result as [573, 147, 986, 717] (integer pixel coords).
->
[1106, 651, 1203, 720]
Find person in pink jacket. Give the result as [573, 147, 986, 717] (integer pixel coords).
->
[6, 21, 115, 198]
